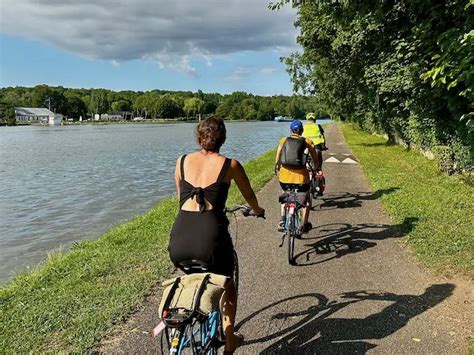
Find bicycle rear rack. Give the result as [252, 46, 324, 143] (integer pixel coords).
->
[161, 274, 211, 328]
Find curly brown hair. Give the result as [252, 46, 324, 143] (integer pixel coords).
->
[196, 116, 226, 152]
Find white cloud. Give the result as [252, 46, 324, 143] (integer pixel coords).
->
[259, 66, 283, 75]
[1, 0, 298, 76]
[225, 66, 252, 81]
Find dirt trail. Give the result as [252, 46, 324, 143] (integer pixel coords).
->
[101, 124, 473, 354]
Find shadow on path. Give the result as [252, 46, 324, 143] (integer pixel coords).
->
[236, 284, 454, 354]
[316, 188, 399, 210]
[294, 217, 418, 266]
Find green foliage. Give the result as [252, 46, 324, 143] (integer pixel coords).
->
[432, 145, 455, 175]
[0, 101, 16, 126]
[183, 97, 204, 117]
[278, 0, 473, 173]
[111, 99, 131, 112]
[154, 95, 182, 118]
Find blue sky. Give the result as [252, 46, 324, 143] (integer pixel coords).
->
[0, 1, 298, 95]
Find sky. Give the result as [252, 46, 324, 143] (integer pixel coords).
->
[0, 0, 299, 95]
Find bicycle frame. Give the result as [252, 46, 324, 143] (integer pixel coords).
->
[165, 310, 222, 354]
[281, 191, 304, 265]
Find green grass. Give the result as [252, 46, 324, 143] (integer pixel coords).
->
[0, 149, 276, 352]
[341, 124, 473, 277]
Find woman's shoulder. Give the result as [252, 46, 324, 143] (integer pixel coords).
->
[228, 158, 242, 170]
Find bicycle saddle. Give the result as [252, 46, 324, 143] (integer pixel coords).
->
[178, 259, 212, 273]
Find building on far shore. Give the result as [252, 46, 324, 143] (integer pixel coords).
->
[15, 107, 63, 126]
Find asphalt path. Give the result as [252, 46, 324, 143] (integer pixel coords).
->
[101, 124, 473, 354]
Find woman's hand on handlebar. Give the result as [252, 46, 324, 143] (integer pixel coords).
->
[250, 206, 265, 218]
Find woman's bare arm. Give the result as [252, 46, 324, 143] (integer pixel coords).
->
[275, 143, 282, 164]
[230, 159, 264, 214]
[175, 156, 182, 196]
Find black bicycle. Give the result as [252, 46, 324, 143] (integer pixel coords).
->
[155, 205, 263, 354]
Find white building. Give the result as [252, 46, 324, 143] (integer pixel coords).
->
[15, 107, 63, 126]
[49, 114, 63, 126]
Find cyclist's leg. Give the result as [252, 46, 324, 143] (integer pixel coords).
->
[314, 144, 323, 170]
[278, 182, 289, 231]
[220, 279, 239, 352]
[300, 185, 312, 232]
[214, 244, 242, 352]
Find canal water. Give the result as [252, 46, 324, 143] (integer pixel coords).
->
[0, 120, 330, 284]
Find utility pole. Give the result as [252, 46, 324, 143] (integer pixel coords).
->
[44, 97, 52, 111]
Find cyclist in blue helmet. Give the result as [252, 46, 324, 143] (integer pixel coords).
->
[275, 119, 320, 233]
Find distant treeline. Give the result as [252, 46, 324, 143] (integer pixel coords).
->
[0, 85, 322, 124]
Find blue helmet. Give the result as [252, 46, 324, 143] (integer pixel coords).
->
[290, 119, 303, 132]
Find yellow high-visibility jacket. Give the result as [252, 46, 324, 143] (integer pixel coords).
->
[303, 122, 325, 145]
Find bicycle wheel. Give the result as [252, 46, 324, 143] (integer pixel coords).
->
[287, 215, 295, 265]
[288, 231, 295, 265]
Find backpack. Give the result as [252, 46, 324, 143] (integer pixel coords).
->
[280, 136, 306, 167]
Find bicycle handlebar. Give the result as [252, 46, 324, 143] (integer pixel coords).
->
[225, 205, 266, 219]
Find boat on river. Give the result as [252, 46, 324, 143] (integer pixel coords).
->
[274, 116, 292, 122]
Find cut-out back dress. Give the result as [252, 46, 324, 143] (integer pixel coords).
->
[168, 155, 234, 277]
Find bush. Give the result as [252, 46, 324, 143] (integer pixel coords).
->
[433, 146, 455, 175]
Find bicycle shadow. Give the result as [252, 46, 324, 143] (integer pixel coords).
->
[295, 217, 418, 266]
[314, 188, 399, 210]
[236, 284, 454, 354]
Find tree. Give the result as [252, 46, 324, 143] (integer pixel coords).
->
[257, 101, 275, 121]
[183, 97, 204, 117]
[229, 103, 244, 120]
[155, 95, 182, 118]
[65, 96, 87, 119]
[29, 85, 66, 113]
[111, 100, 131, 112]
[0, 101, 16, 126]
[89, 90, 109, 115]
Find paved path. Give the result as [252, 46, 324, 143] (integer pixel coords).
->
[101, 124, 473, 354]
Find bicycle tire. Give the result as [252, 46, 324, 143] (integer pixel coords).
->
[287, 214, 296, 265]
[233, 249, 239, 295]
[288, 231, 295, 265]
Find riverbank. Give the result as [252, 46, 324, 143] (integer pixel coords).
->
[0, 149, 276, 352]
[341, 124, 473, 278]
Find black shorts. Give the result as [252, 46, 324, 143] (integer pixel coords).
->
[279, 182, 310, 192]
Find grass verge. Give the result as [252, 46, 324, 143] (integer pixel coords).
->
[341, 124, 473, 277]
[0, 149, 276, 352]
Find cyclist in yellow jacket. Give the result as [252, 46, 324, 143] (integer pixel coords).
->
[303, 113, 327, 169]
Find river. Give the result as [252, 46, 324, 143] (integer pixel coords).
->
[0, 120, 330, 284]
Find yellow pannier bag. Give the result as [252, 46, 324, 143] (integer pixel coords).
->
[158, 273, 228, 318]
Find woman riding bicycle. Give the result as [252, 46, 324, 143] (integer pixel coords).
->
[275, 119, 320, 233]
[168, 116, 265, 353]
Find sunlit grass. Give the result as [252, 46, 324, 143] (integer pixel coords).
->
[342, 124, 473, 277]
[0, 149, 276, 352]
